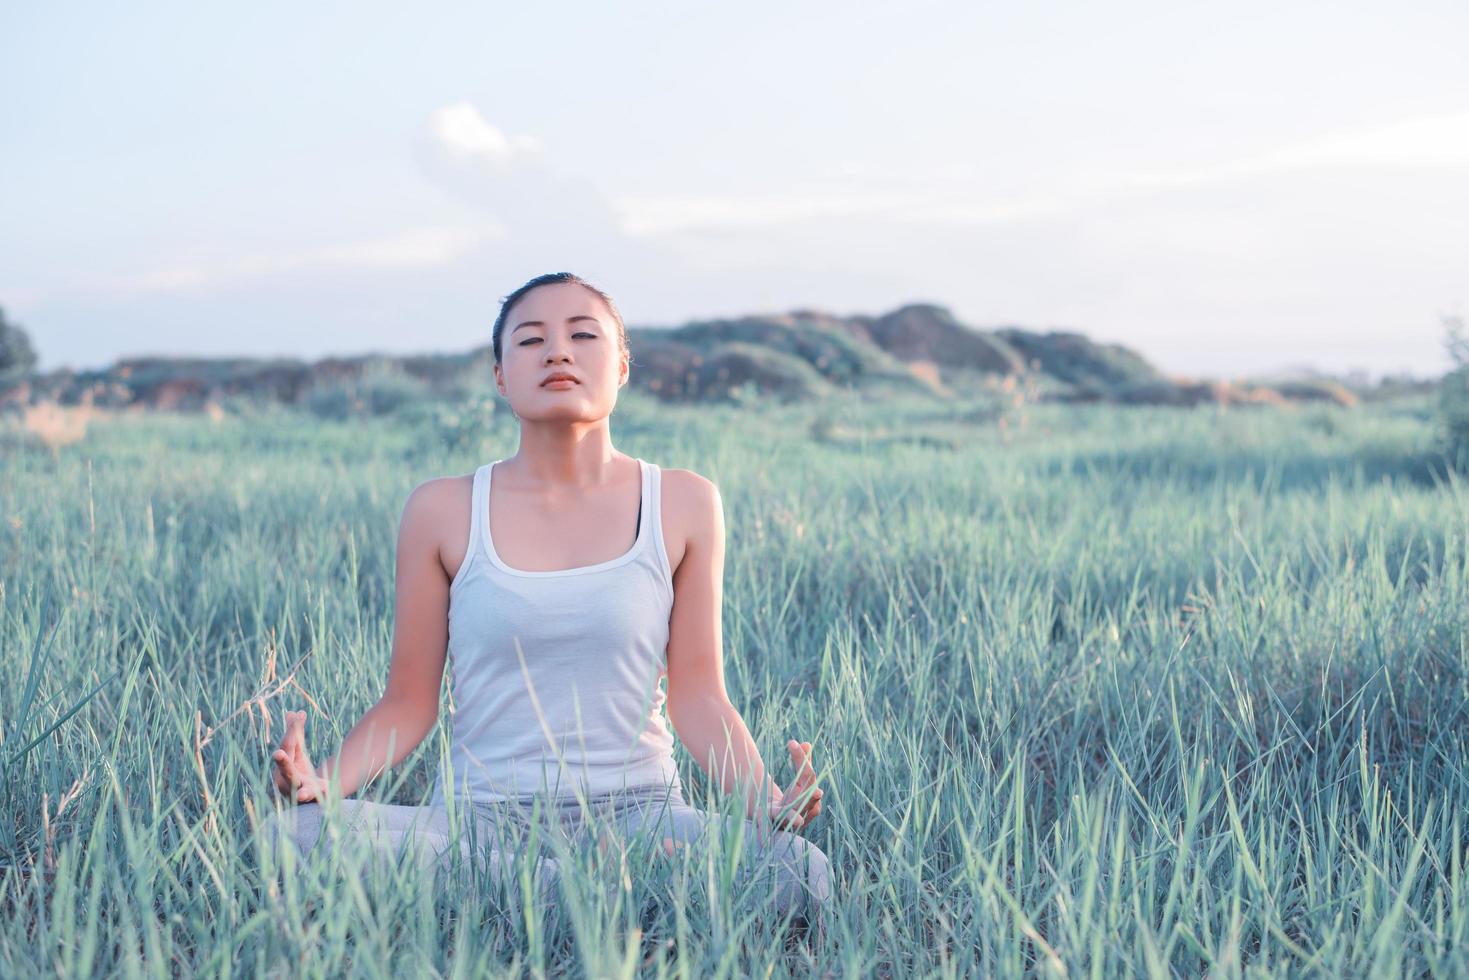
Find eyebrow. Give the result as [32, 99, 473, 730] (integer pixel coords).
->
[511, 315, 602, 334]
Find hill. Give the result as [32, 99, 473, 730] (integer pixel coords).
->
[0, 303, 1368, 412]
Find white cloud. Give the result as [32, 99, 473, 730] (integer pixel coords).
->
[609, 190, 917, 235]
[1115, 110, 1469, 189]
[95, 224, 505, 297]
[610, 111, 1469, 236]
[610, 186, 1086, 235]
[416, 102, 635, 265]
[426, 102, 543, 171]
[1260, 111, 1469, 169]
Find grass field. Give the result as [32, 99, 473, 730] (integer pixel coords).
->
[2, 390, 1467, 977]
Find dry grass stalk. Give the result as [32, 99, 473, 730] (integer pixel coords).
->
[193, 629, 319, 835]
[41, 773, 90, 877]
[20, 399, 103, 449]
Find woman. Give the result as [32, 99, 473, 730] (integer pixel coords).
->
[259, 272, 829, 927]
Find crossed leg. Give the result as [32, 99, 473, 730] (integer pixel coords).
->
[256, 789, 832, 932]
[589, 788, 834, 929]
[256, 796, 560, 898]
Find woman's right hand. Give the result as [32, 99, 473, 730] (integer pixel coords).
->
[270, 709, 331, 805]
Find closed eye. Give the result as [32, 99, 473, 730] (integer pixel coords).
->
[519, 333, 597, 345]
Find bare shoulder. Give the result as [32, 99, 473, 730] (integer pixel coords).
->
[400, 472, 476, 580]
[405, 472, 473, 507]
[659, 467, 722, 519]
[658, 468, 724, 578]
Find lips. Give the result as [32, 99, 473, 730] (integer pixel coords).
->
[541, 374, 579, 386]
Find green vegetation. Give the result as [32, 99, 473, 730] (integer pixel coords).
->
[668, 315, 906, 386]
[0, 306, 38, 380]
[2, 390, 1466, 975]
[1440, 314, 1469, 471]
[995, 327, 1163, 391]
[13, 302, 1437, 415]
[302, 362, 435, 420]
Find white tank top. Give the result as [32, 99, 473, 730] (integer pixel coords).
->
[429, 456, 682, 804]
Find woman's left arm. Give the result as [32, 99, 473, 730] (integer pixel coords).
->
[662, 472, 800, 822]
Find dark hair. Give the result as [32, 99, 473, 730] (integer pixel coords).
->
[491, 272, 628, 365]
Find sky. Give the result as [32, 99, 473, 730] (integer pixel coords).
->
[3, 0, 1467, 380]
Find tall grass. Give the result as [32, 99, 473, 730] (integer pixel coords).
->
[1, 389, 1466, 976]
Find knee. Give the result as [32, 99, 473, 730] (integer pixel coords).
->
[760, 834, 833, 918]
[796, 838, 833, 907]
[258, 802, 325, 861]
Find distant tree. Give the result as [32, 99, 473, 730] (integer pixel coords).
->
[0, 306, 38, 379]
[1445, 312, 1469, 368]
[1440, 312, 1469, 471]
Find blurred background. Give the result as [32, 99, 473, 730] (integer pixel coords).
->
[3, 1, 1466, 388]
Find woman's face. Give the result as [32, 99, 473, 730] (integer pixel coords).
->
[493, 282, 627, 422]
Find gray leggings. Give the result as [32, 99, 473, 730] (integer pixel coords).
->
[257, 782, 831, 926]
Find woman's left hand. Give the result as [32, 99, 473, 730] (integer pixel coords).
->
[769, 740, 824, 832]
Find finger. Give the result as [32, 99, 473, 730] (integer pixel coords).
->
[802, 762, 821, 796]
[288, 723, 314, 769]
[790, 760, 817, 796]
[295, 772, 321, 803]
[270, 753, 294, 794]
[293, 741, 316, 770]
[278, 749, 307, 787]
[271, 761, 298, 798]
[289, 710, 308, 745]
[791, 741, 815, 779]
[782, 771, 820, 810]
[774, 800, 806, 830]
[786, 741, 805, 776]
[793, 794, 821, 826]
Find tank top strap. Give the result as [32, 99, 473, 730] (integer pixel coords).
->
[467, 460, 494, 559]
[643, 459, 675, 590]
[637, 456, 649, 536]
[450, 462, 494, 593]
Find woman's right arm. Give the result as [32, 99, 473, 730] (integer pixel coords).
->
[305, 479, 457, 799]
